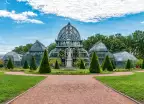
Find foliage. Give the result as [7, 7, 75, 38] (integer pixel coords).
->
[96, 72, 144, 102]
[142, 59, 144, 69]
[136, 59, 143, 68]
[102, 56, 113, 71]
[7, 58, 14, 69]
[80, 60, 85, 69]
[39, 50, 51, 73]
[13, 43, 33, 54]
[74, 58, 85, 67]
[49, 58, 62, 67]
[89, 52, 101, 73]
[0, 59, 4, 68]
[125, 59, 131, 70]
[47, 43, 56, 53]
[23, 60, 29, 69]
[111, 60, 116, 69]
[55, 60, 60, 69]
[59, 49, 65, 59]
[0, 72, 44, 103]
[30, 56, 37, 70]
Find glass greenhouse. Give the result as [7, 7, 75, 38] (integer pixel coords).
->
[89, 42, 114, 64]
[113, 51, 138, 68]
[3, 51, 22, 67]
[22, 40, 46, 66]
[49, 22, 89, 66]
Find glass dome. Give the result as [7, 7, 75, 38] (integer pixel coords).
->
[3, 51, 22, 66]
[57, 22, 81, 41]
[89, 41, 108, 53]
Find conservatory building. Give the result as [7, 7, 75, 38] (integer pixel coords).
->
[49, 22, 89, 66]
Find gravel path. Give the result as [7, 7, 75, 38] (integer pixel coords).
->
[9, 75, 136, 104]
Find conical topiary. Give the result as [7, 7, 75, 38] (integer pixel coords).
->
[102, 55, 113, 71]
[142, 59, 144, 69]
[23, 60, 29, 69]
[39, 50, 51, 73]
[55, 60, 60, 69]
[89, 52, 101, 73]
[111, 60, 116, 69]
[30, 56, 37, 70]
[80, 59, 85, 69]
[125, 59, 131, 70]
[7, 58, 14, 69]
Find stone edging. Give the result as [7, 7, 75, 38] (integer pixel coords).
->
[96, 79, 141, 104]
[6, 76, 47, 104]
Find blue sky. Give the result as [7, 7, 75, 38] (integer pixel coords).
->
[0, 0, 144, 54]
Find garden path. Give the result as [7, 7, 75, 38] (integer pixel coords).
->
[7, 73, 137, 104]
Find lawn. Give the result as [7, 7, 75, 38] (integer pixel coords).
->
[0, 72, 45, 103]
[96, 72, 144, 102]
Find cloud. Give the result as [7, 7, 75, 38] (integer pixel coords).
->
[17, 0, 144, 22]
[0, 10, 44, 24]
[141, 21, 144, 24]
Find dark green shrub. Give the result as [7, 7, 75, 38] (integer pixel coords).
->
[89, 52, 101, 73]
[55, 60, 60, 69]
[30, 56, 37, 70]
[125, 59, 131, 70]
[111, 60, 116, 69]
[7, 58, 14, 69]
[39, 50, 51, 73]
[102, 56, 113, 71]
[142, 59, 144, 69]
[23, 60, 29, 69]
[80, 60, 85, 69]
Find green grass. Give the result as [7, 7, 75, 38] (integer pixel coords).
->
[96, 72, 144, 102]
[0, 72, 45, 103]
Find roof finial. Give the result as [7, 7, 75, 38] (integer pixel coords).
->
[68, 22, 71, 25]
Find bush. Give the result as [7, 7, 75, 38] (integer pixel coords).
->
[80, 60, 85, 69]
[125, 59, 131, 70]
[30, 56, 37, 70]
[136, 59, 143, 68]
[142, 59, 144, 69]
[102, 55, 113, 71]
[89, 52, 101, 73]
[7, 58, 14, 69]
[111, 60, 116, 69]
[23, 60, 29, 69]
[55, 60, 60, 69]
[0, 59, 3, 68]
[49, 58, 62, 67]
[39, 50, 51, 73]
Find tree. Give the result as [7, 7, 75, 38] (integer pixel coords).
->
[30, 56, 37, 70]
[142, 59, 144, 69]
[125, 59, 131, 70]
[39, 50, 51, 73]
[55, 60, 60, 69]
[23, 60, 29, 69]
[89, 52, 101, 73]
[102, 56, 113, 71]
[80, 59, 85, 69]
[111, 60, 116, 69]
[48, 43, 56, 53]
[7, 58, 14, 69]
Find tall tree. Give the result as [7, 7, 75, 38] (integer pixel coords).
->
[7, 58, 14, 69]
[102, 56, 113, 71]
[89, 52, 101, 73]
[23, 60, 29, 69]
[30, 56, 37, 70]
[39, 50, 51, 73]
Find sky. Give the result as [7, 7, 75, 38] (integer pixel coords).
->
[0, 0, 144, 54]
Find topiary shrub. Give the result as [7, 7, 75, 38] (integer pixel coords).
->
[55, 60, 60, 69]
[30, 56, 37, 70]
[89, 52, 101, 73]
[102, 55, 113, 71]
[49, 58, 62, 67]
[7, 58, 14, 69]
[39, 50, 51, 73]
[80, 59, 85, 69]
[142, 59, 144, 69]
[23, 60, 29, 69]
[125, 59, 131, 70]
[111, 60, 116, 69]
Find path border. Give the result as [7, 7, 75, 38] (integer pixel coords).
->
[6, 76, 48, 104]
[95, 78, 141, 104]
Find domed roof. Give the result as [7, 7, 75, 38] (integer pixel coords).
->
[3, 51, 22, 61]
[113, 51, 137, 62]
[57, 22, 81, 41]
[89, 41, 108, 53]
[29, 40, 46, 52]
